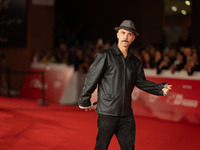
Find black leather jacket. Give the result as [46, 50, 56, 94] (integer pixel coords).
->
[79, 44, 165, 116]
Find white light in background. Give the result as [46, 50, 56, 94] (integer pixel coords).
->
[171, 6, 177, 12]
[185, 0, 191, 6]
[181, 10, 187, 15]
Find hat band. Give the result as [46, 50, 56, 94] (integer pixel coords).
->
[119, 26, 137, 33]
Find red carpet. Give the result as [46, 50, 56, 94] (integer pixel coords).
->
[0, 97, 200, 150]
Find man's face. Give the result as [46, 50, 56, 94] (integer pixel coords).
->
[117, 29, 135, 47]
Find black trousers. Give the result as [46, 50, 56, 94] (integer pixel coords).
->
[94, 114, 136, 150]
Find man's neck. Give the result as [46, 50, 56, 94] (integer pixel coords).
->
[117, 44, 129, 58]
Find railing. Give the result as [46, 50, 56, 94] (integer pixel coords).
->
[0, 67, 47, 106]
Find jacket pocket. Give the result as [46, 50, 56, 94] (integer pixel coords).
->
[101, 94, 116, 101]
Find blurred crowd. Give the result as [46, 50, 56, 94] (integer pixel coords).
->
[32, 39, 200, 76]
[32, 38, 110, 73]
[131, 44, 200, 75]
[31, 17, 200, 75]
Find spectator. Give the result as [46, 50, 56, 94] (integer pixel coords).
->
[96, 38, 104, 50]
[152, 50, 163, 69]
[145, 44, 156, 59]
[78, 56, 90, 73]
[170, 51, 186, 74]
[157, 55, 171, 74]
[192, 52, 200, 71]
[73, 49, 85, 71]
[183, 47, 194, 75]
[32, 48, 43, 63]
[54, 43, 70, 63]
[55, 49, 64, 63]
[103, 41, 111, 49]
[168, 47, 177, 66]
[41, 51, 56, 63]
[142, 51, 153, 68]
[130, 48, 142, 61]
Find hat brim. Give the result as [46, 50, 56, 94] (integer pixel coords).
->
[115, 26, 139, 36]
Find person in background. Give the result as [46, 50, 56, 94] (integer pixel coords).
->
[73, 49, 85, 71]
[32, 48, 43, 63]
[192, 52, 200, 71]
[183, 46, 195, 75]
[157, 55, 171, 74]
[78, 20, 172, 150]
[41, 51, 56, 63]
[141, 50, 153, 68]
[152, 50, 163, 69]
[170, 51, 186, 74]
[168, 46, 177, 66]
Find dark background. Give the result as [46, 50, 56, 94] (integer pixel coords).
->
[54, 0, 197, 50]
[0, 0, 199, 75]
[54, 0, 145, 47]
[0, 0, 27, 47]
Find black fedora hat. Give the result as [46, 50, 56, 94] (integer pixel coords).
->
[115, 20, 139, 36]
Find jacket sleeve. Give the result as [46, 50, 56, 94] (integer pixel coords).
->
[78, 52, 106, 107]
[135, 63, 165, 96]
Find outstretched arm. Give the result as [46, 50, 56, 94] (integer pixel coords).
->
[136, 63, 172, 96]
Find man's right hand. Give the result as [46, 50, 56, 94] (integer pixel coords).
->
[79, 102, 97, 111]
[85, 107, 92, 111]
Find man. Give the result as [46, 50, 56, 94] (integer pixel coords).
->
[78, 20, 172, 150]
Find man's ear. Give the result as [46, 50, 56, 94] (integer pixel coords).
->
[117, 32, 119, 39]
[131, 35, 136, 42]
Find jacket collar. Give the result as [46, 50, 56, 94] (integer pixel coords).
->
[111, 43, 131, 57]
[111, 43, 121, 55]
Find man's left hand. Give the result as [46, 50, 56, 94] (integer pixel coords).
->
[162, 85, 172, 95]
